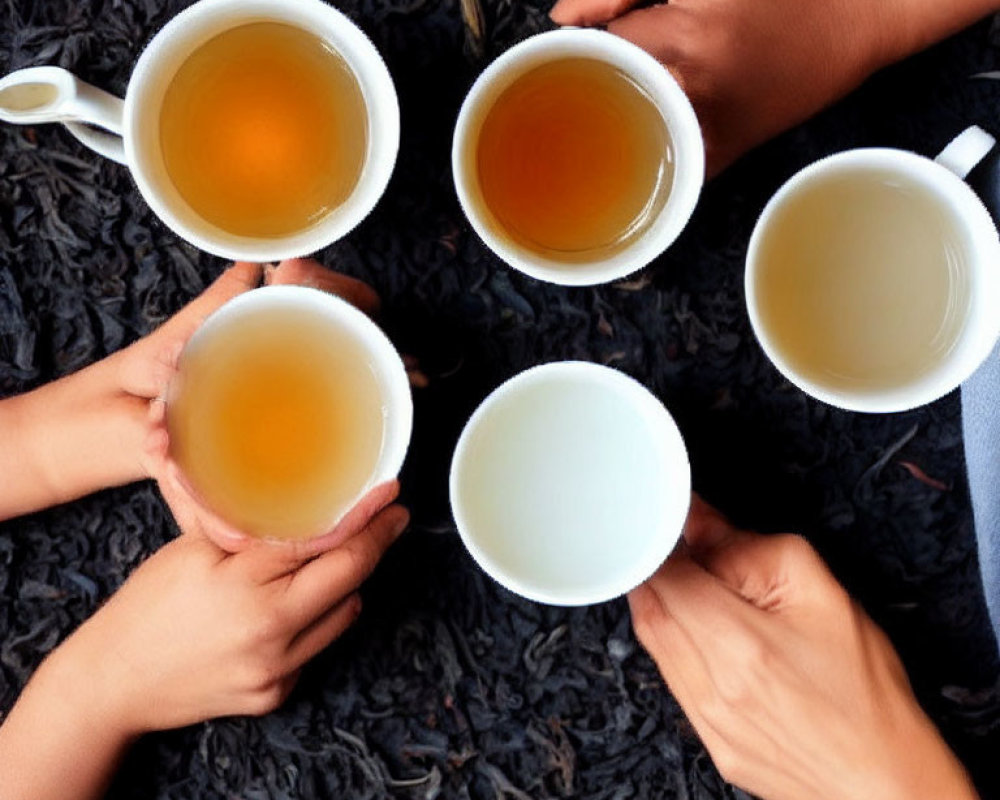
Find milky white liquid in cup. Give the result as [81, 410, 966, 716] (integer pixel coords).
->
[450, 363, 690, 606]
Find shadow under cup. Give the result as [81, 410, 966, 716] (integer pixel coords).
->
[165, 286, 412, 543]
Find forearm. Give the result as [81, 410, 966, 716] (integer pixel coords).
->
[0, 650, 137, 800]
[879, 0, 1000, 67]
[0, 358, 148, 520]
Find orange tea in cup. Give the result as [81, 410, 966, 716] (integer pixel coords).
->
[473, 57, 672, 259]
[159, 21, 367, 238]
[167, 292, 387, 541]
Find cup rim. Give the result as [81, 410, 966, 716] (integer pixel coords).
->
[449, 360, 691, 606]
[745, 147, 1000, 413]
[169, 283, 413, 542]
[123, 0, 400, 261]
[451, 28, 704, 287]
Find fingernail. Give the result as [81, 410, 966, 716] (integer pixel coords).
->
[263, 263, 277, 285]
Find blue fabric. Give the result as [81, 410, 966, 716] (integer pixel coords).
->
[963, 338, 1000, 646]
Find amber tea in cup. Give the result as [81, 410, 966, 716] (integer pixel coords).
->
[0, 0, 400, 261]
[167, 287, 413, 541]
[159, 21, 368, 238]
[475, 57, 672, 260]
[452, 29, 703, 286]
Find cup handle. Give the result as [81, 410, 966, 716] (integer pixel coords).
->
[0, 66, 126, 165]
[935, 126, 996, 179]
[942, 126, 1000, 230]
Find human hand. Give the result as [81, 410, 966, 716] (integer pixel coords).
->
[0, 481, 407, 800]
[0, 257, 377, 520]
[55, 480, 406, 731]
[628, 496, 979, 800]
[120, 256, 379, 481]
[134, 258, 392, 553]
[549, 0, 999, 176]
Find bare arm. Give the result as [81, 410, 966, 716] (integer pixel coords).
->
[0, 649, 137, 800]
[0, 356, 149, 519]
[891, 0, 1000, 60]
[550, 0, 1000, 175]
[629, 498, 979, 800]
[0, 259, 376, 521]
[0, 481, 407, 800]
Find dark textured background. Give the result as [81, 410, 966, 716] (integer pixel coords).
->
[2, 1, 1000, 798]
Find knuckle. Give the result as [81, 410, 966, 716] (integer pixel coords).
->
[736, 633, 770, 671]
[631, 612, 654, 645]
[629, 595, 670, 651]
[713, 668, 750, 706]
[710, 745, 743, 786]
[243, 657, 285, 692]
[250, 606, 287, 644]
[223, 261, 261, 291]
[246, 683, 287, 717]
[343, 541, 376, 581]
[714, 635, 769, 706]
[775, 533, 817, 566]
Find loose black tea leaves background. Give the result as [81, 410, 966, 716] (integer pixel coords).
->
[1, 1, 999, 798]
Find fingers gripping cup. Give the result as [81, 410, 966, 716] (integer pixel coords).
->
[0, 0, 399, 261]
[449, 362, 691, 606]
[167, 286, 412, 542]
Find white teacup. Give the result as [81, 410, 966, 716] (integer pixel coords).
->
[745, 126, 1000, 413]
[168, 284, 413, 542]
[452, 29, 704, 287]
[0, 0, 399, 262]
[450, 361, 691, 606]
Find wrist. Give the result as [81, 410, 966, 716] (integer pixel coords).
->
[0, 638, 140, 800]
[75, 355, 151, 485]
[38, 628, 145, 744]
[863, 714, 979, 800]
[16, 358, 149, 511]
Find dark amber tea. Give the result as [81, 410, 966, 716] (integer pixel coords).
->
[160, 22, 367, 238]
[474, 58, 673, 260]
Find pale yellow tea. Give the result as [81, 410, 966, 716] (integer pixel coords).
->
[754, 167, 971, 391]
[167, 304, 385, 540]
[474, 58, 672, 259]
[159, 22, 367, 238]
